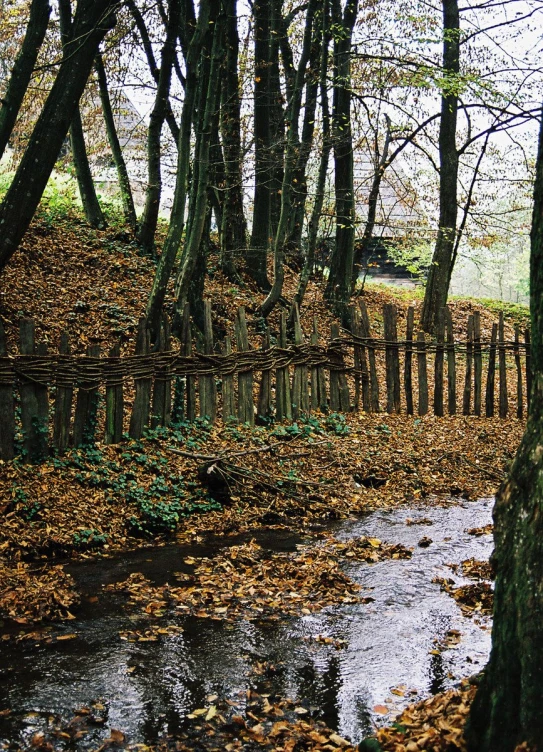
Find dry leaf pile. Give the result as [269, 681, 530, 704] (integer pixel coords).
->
[0, 563, 79, 624]
[432, 578, 494, 616]
[105, 540, 364, 621]
[322, 536, 413, 562]
[447, 558, 493, 581]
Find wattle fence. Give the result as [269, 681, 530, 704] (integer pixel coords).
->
[0, 300, 531, 463]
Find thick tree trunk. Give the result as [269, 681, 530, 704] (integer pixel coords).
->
[268, 0, 284, 241]
[324, 0, 358, 323]
[420, 0, 460, 333]
[466, 108, 543, 752]
[58, 0, 105, 229]
[95, 54, 137, 231]
[172, 0, 222, 331]
[138, 0, 181, 255]
[0, 0, 116, 271]
[261, 0, 317, 317]
[246, 0, 272, 289]
[219, 0, 246, 281]
[0, 0, 51, 161]
[144, 0, 210, 339]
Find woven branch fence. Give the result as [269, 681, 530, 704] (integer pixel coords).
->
[0, 300, 531, 463]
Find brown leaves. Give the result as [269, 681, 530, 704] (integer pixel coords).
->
[0, 562, 79, 624]
[433, 578, 494, 616]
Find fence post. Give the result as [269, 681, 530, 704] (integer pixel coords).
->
[0, 320, 15, 460]
[236, 307, 254, 425]
[445, 307, 456, 415]
[473, 311, 482, 416]
[128, 318, 152, 440]
[514, 325, 523, 420]
[359, 300, 379, 412]
[222, 335, 236, 421]
[292, 304, 309, 418]
[498, 311, 508, 418]
[383, 304, 401, 413]
[404, 307, 414, 415]
[434, 308, 445, 417]
[417, 331, 428, 416]
[199, 300, 217, 423]
[19, 319, 47, 462]
[73, 344, 101, 448]
[257, 328, 273, 422]
[276, 311, 292, 421]
[105, 340, 124, 444]
[329, 323, 350, 412]
[53, 331, 74, 453]
[151, 315, 172, 429]
[485, 323, 497, 418]
[463, 314, 474, 415]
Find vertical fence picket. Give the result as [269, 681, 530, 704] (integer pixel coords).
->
[182, 303, 196, 422]
[291, 304, 309, 418]
[151, 316, 172, 429]
[128, 318, 152, 440]
[236, 307, 254, 425]
[514, 325, 523, 420]
[351, 306, 369, 412]
[310, 316, 327, 412]
[404, 307, 414, 415]
[463, 315, 474, 415]
[434, 308, 445, 417]
[199, 300, 217, 422]
[222, 336, 236, 421]
[383, 304, 401, 413]
[74, 344, 101, 448]
[359, 300, 379, 411]
[53, 331, 73, 453]
[329, 323, 350, 412]
[19, 319, 46, 462]
[485, 323, 497, 418]
[445, 307, 456, 415]
[257, 328, 273, 422]
[417, 331, 428, 416]
[473, 311, 482, 416]
[0, 320, 15, 460]
[276, 312, 292, 421]
[105, 341, 124, 444]
[498, 312, 508, 419]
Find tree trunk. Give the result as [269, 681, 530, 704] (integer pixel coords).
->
[95, 54, 137, 231]
[465, 107, 543, 752]
[58, 0, 105, 229]
[268, 0, 284, 241]
[291, 0, 331, 316]
[0, 0, 116, 271]
[420, 0, 460, 333]
[138, 0, 181, 255]
[246, 0, 272, 289]
[261, 0, 318, 317]
[172, 0, 222, 331]
[0, 0, 51, 161]
[219, 0, 246, 281]
[144, 0, 210, 339]
[324, 0, 358, 324]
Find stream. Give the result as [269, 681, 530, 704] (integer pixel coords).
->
[0, 497, 494, 748]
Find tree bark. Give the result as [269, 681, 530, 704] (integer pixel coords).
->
[95, 54, 137, 231]
[219, 0, 246, 280]
[138, 0, 181, 255]
[0, 0, 116, 271]
[465, 107, 543, 752]
[0, 0, 51, 162]
[144, 0, 210, 339]
[58, 0, 105, 229]
[324, 0, 358, 324]
[246, 0, 272, 289]
[420, 0, 460, 333]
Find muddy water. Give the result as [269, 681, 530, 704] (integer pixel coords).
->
[0, 497, 494, 748]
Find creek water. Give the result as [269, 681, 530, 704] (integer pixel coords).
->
[0, 497, 494, 748]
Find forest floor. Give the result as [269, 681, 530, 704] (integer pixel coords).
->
[0, 211, 531, 751]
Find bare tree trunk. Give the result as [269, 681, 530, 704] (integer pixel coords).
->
[0, 0, 116, 271]
[324, 0, 358, 324]
[95, 54, 137, 231]
[466, 107, 543, 752]
[420, 0, 460, 333]
[59, 0, 105, 229]
[0, 0, 51, 161]
[144, 0, 210, 339]
[138, 0, 181, 255]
